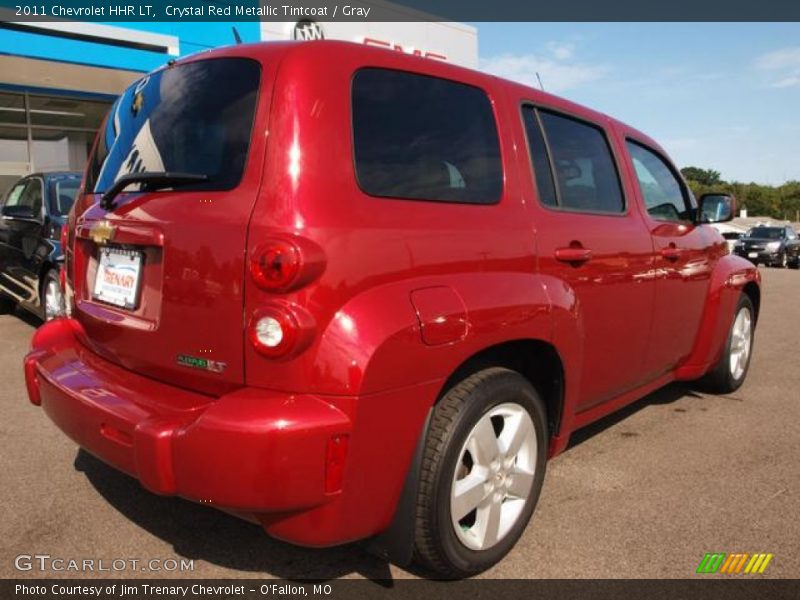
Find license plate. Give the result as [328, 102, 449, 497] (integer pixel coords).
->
[748, 252, 758, 258]
[93, 247, 143, 309]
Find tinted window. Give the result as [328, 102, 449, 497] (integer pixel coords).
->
[536, 111, 624, 213]
[626, 141, 691, 222]
[521, 107, 557, 207]
[49, 176, 81, 216]
[748, 227, 785, 240]
[85, 58, 260, 194]
[5, 179, 43, 213]
[352, 69, 502, 204]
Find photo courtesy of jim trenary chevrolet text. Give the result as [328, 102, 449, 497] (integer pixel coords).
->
[0, 0, 798, 598]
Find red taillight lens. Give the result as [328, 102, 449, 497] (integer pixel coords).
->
[60, 223, 68, 252]
[250, 240, 301, 292]
[325, 434, 349, 494]
[248, 306, 299, 358]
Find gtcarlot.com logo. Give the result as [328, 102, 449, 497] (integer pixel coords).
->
[696, 552, 773, 574]
[15, 554, 194, 572]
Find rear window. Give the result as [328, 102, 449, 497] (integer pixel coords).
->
[352, 68, 503, 204]
[85, 58, 260, 194]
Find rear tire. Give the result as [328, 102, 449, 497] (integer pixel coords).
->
[41, 269, 65, 321]
[413, 368, 547, 578]
[0, 293, 14, 315]
[699, 294, 754, 394]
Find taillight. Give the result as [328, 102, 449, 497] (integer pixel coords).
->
[250, 239, 301, 291]
[60, 222, 68, 251]
[324, 434, 349, 494]
[249, 236, 326, 293]
[248, 306, 299, 358]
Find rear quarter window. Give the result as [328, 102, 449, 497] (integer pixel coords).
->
[352, 68, 503, 205]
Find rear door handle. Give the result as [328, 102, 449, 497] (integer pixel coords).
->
[660, 245, 683, 261]
[555, 246, 593, 264]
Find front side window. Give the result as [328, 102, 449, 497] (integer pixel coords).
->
[523, 108, 624, 213]
[352, 68, 503, 204]
[4, 178, 43, 213]
[626, 141, 692, 222]
[85, 58, 261, 194]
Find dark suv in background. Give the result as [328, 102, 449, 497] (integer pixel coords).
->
[733, 225, 800, 269]
[0, 172, 81, 320]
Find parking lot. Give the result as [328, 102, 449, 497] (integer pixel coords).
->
[1, 267, 798, 580]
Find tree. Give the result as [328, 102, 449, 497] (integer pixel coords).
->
[680, 166, 722, 186]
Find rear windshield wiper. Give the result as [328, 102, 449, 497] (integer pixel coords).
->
[100, 172, 209, 211]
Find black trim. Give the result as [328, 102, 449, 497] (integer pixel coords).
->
[0, 23, 174, 55]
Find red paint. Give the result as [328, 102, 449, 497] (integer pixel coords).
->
[25, 41, 759, 548]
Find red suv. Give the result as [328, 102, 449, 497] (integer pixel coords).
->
[24, 41, 760, 577]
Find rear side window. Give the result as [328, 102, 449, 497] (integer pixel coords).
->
[49, 176, 80, 216]
[85, 58, 260, 194]
[352, 68, 502, 204]
[521, 107, 557, 207]
[626, 141, 692, 222]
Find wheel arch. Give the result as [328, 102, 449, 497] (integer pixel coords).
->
[435, 339, 565, 444]
[367, 338, 564, 567]
[742, 280, 760, 324]
[675, 255, 761, 381]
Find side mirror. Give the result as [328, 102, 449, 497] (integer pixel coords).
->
[1, 205, 39, 220]
[698, 193, 735, 224]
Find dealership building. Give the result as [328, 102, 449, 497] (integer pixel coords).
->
[0, 12, 477, 194]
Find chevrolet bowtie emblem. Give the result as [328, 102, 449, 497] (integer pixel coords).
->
[89, 220, 115, 245]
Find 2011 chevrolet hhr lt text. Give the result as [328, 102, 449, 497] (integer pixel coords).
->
[23, 41, 760, 578]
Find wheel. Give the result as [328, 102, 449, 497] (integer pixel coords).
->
[699, 294, 754, 394]
[413, 367, 547, 578]
[41, 269, 65, 321]
[0, 292, 14, 314]
[790, 257, 800, 270]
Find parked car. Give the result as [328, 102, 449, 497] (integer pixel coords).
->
[721, 231, 744, 253]
[0, 172, 81, 321]
[23, 42, 760, 578]
[733, 224, 800, 268]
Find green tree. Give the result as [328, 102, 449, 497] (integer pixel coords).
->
[680, 166, 722, 186]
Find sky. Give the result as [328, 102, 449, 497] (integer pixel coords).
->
[474, 23, 800, 185]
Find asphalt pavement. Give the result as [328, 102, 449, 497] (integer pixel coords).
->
[1, 268, 798, 580]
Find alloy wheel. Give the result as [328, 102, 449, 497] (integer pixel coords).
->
[44, 279, 65, 321]
[450, 402, 537, 551]
[729, 307, 752, 381]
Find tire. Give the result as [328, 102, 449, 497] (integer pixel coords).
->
[413, 367, 548, 578]
[41, 269, 65, 321]
[790, 257, 800, 270]
[0, 292, 14, 314]
[699, 294, 755, 394]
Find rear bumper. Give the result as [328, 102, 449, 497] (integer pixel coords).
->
[24, 319, 351, 516]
